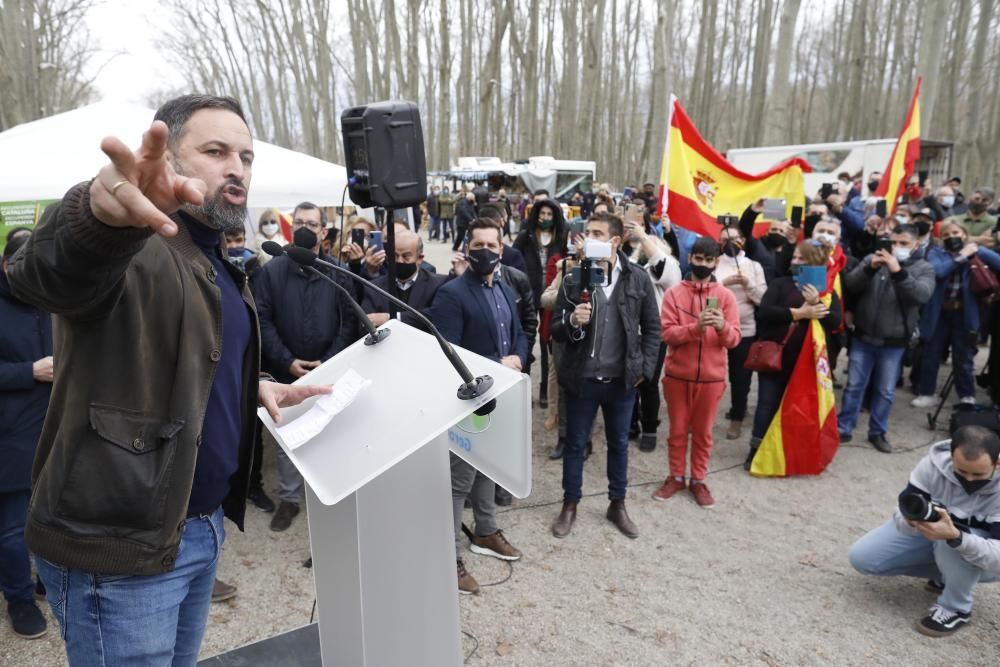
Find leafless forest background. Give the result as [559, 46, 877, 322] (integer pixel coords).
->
[2, 0, 999, 188]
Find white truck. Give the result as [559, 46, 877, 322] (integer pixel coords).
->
[726, 139, 953, 195]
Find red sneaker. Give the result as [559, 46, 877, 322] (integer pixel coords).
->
[652, 477, 686, 501]
[689, 481, 715, 508]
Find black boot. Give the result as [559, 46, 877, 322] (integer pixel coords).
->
[549, 438, 565, 460]
[495, 486, 513, 506]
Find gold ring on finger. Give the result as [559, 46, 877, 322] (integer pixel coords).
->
[110, 179, 130, 194]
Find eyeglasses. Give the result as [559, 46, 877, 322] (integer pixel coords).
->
[292, 220, 323, 231]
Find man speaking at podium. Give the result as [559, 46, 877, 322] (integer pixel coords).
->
[432, 218, 528, 595]
[6, 94, 326, 666]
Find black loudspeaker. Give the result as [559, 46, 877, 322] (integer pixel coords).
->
[341, 101, 427, 209]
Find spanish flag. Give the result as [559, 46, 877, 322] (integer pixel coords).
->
[874, 78, 921, 211]
[657, 96, 811, 237]
[750, 294, 839, 477]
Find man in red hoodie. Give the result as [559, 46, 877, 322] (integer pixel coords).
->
[654, 237, 741, 508]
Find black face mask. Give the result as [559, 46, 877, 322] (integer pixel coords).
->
[394, 261, 418, 281]
[955, 472, 993, 495]
[293, 227, 318, 250]
[722, 241, 741, 258]
[762, 233, 787, 249]
[867, 180, 879, 193]
[914, 221, 932, 237]
[467, 248, 501, 275]
[690, 264, 714, 280]
[943, 236, 965, 253]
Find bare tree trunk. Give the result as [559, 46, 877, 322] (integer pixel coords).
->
[763, 0, 802, 144]
[916, 0, 948, 133]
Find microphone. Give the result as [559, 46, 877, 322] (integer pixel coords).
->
[262, 241, 496, 412]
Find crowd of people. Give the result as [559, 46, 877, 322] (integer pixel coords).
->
[2, 93, 1000, 664]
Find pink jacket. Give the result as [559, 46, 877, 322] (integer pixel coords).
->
[660, 279, 742, 383]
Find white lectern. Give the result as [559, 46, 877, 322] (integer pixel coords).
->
[258, 320, 531, 666]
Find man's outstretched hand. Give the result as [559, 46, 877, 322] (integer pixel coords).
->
[89, 120, 207, 237]
[258, 380, 332, 424]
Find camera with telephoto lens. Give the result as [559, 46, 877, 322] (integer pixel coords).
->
[899, 492, 946, 523]
[569, 238, 611, 289]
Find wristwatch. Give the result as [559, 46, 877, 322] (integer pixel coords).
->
[947, 532, 964, 548]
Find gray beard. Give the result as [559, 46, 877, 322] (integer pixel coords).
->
[174, 161, 247, 234]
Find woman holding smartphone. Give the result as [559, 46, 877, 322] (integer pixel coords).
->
[745, 240, 843, 469]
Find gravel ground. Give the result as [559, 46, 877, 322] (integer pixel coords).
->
[3, 232, 998, 666]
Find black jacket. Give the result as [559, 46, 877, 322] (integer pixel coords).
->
[254, 252, 360, 383]
[8, 182, 261, 576]
[739, 205, 783, 281]
[361, 268, 448, 334]
[0, 271, 52, 493]
[513, 198, 567, 306]
[498, 264, 539, 361]
[755, 277, 843, 375]
[455, 198, 478, 228]
[551, 253, 661, 392]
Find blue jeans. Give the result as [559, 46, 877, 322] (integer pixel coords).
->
[0, 490, 33, 603]
[37, 507, 225, 667]
[849, 519, 1000, 614]
[838, 339, 906, 437]
[918, 310, 977, 399]
[428, 215, 440, 239]
[563, 379, 636, 503]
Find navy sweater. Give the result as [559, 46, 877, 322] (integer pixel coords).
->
[184, 216, 251, 516]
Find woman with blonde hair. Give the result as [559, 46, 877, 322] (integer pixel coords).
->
[253, 208, 284, 265]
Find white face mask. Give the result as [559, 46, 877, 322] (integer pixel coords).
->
[894, 247, 912, 263]
[940, 195, 955, 208]
[262, 223, 279, 236]
[814, 231, 837, 246]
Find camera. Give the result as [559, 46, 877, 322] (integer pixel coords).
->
[716, 214, 738, 227]
[899, 492, 946, 523]
[569, 238, 611, 289]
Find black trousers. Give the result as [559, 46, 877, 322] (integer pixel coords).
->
[250, 419, 264, 491]
[631, 342, 668, 434]
[726, 335, 756, 421]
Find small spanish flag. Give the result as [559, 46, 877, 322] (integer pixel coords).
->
[874, 78, 921, 212]
[750, 294, 840, 477]
[656, 96, 811, 238]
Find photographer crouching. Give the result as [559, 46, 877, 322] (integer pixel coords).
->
[848, 426, 1000, 637]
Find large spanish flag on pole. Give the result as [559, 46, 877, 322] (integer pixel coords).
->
[657, 96, 811, 238]
[750, 295, 840, 477]
[874, 78, 921, 211]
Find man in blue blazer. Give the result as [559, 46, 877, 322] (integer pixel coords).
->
[431, 218, 527, 596]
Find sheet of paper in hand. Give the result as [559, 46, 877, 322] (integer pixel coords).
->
[276, 368, 372, 450]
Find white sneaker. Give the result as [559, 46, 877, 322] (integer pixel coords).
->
[911, 395, 938, 408]
[960, 396, 976, 405]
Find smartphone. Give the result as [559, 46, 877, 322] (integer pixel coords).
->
[794, 265, 827, 292]
[875, 199, 888, 218]
[705, 296, 719, 310]
[622, 186, 635, 201]
[791, 206, 803, 227]
[716, 214, 738, 227]
[350, 228, 366, 247]
[918, 170, 929, 186]
[820, 183, 835, 199]
[624, 203, 645, 224]
[569, 220, 586, 238]
[368, 230, 384, 253]
[876, 236, 893, 253]
[762, 198, 787, 221]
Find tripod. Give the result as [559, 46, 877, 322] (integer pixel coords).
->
[926, 368, 956, 430]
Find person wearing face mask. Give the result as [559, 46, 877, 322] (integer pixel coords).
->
[253, 208, 284, 266]
[737, 200, 782, 280]
[849, 426, 1000, 637]
[254, 201, 361, 532]
[714, 226, 768, 441]
[911, 222, 1000, 408]
[426, 185, 441, 241]
[654, 238, 741, 508]
[902, 175, 946, 222]
[935, 185, 959, 219]
[360, 230, 447, 334]
[837, 224, 935, 452]
[430, 218, 527, 595]
[224, 228, 261, 284]
[948, 187, 997, 248]
[809, 217, 856, 377]
[744, 241, 843, 469]
[549, 212, 661, 536]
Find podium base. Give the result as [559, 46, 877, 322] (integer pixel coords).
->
[198, 624, 319, 666]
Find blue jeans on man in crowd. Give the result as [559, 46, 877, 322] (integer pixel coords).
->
[918, 310, 977, 400]
[36, 506, 225, 667]
[838, 339, 906, 437]
[849, 519, 1000, 614]
[0, 490, 34, 605]
[428, 215, 440, 240]
[563, 379, 637, 503]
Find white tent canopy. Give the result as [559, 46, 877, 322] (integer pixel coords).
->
[0, 101, 349, 209]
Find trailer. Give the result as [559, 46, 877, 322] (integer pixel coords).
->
[431, 156, 596, 202]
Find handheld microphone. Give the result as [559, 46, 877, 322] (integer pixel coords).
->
[262, 241, 496, 413]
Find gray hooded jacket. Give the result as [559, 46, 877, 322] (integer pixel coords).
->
[893, 441, 1000, 573]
